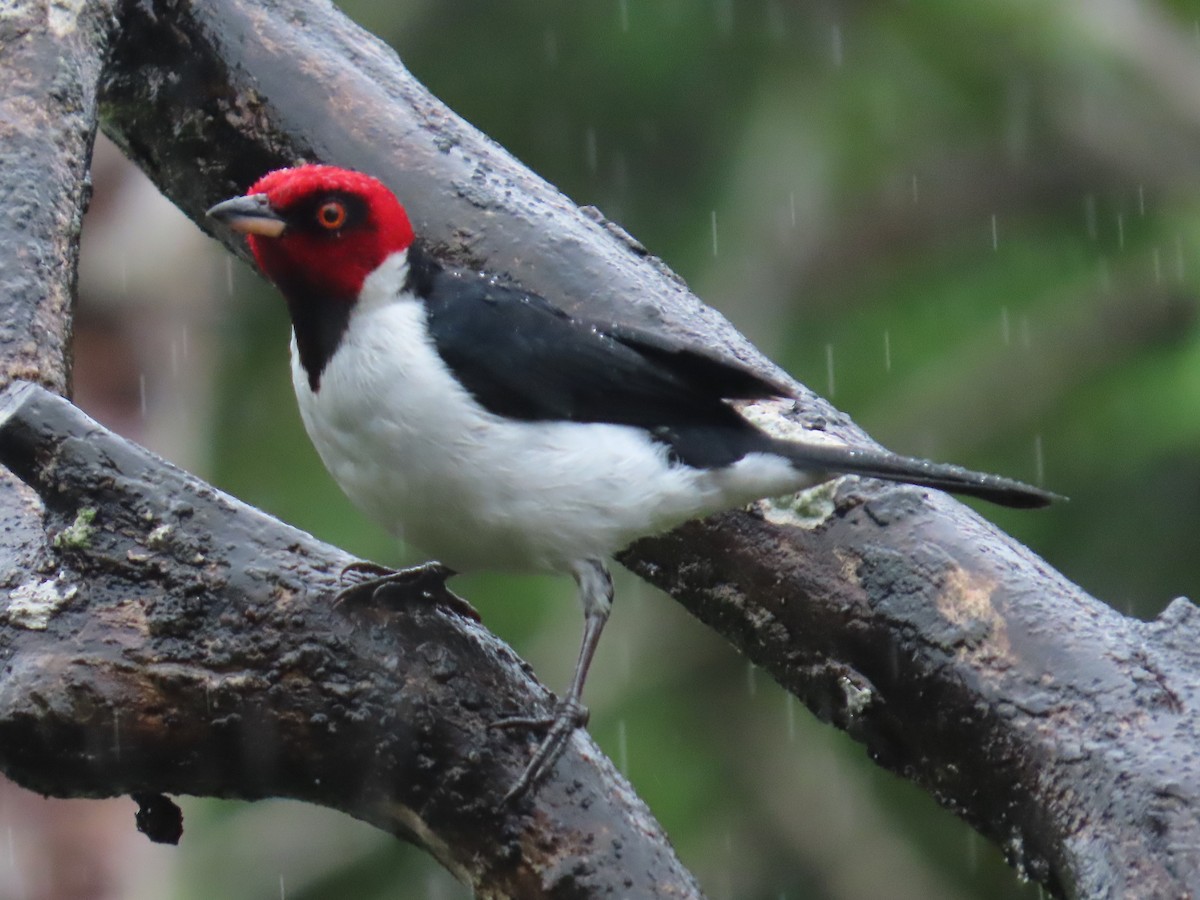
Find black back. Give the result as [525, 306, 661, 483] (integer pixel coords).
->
[409, 244, 789, 469]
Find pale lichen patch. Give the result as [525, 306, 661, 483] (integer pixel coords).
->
[840, 675, 874, 717]
[147, 524, 173, 547]
[6, 578, 78, 630]
[53, 506, 97, 550]
[757, 478, 840, 529]
[737, 397, 848, 445]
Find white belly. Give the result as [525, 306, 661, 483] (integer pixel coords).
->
[291, 266, 803, 574]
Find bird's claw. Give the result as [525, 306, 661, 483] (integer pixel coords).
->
[333, 560, 480, 621]
[492, 697, 590, 803]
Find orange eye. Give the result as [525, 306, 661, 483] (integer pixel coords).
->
[317, 201, 347, 230]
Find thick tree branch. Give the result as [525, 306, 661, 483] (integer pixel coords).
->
[0, 381, 702, 899]
[623, 497, 1200, 898]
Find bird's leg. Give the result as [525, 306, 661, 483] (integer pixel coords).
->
[493, 559, 613, 803]
[334, 560, 480, 622]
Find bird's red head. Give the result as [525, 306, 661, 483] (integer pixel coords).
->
[209, 165, 415, 302]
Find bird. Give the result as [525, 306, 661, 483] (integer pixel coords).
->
[207, 164, 1055, 800]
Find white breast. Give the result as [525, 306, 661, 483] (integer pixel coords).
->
[291, 253, 805, 575]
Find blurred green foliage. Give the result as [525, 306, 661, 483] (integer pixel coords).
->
[201, 1, 1200, 897]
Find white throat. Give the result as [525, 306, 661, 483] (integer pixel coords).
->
[354, 248, 412, 316]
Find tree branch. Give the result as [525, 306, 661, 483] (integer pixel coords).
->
[0, 0, 116, 394]
[0, 380, 703, 899]
[622, 496, 1200, 898]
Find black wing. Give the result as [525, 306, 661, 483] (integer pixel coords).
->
[415, 254, 787, 469]
[412, 250, 1058, 508]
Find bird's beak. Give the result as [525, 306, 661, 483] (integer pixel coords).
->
[205, 193, 286, 238]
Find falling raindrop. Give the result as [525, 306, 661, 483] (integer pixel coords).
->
[618, 0, 629, 32]
[617, 719, 628, 774]
[825, 343, 835, 397]
[990, 213, 999, 251]
[1033, 433, 1045, 485]
[585, 127, 598, 174]
[765, 0, 786, 41]
[714, 0, 733, 36]
[910, 174, 919, 205]
[830, 23, 843, 67]
[1083, 194, 1097, 240]
[543, 28, 558, 66]
[1116, 213, 1125, 251]
[1000, 307, 1011, 345]
[280, 873, 286, 900]
[966, 829, 979, 872]
[710, 210, 719, 257]
[7, 825, 21, 900]
[139, 373, 147, 419]
[617, 635, 632, 685]
[113, 708, 121, 759]
[883, 329, 891, 372]
[746, 661, 757, 698]
[785, 693, 797, 741]
[1137, 184, 1146, 216]
[612, 150, 630, 198]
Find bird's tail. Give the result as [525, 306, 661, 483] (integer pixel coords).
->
[772, 439, 1059, 509]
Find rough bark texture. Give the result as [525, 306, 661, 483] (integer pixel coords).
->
[0, 381, 703, 899]
[0, 0, 1194, 896]
[0, 0, 117, 394]
[623, 497, 1200, 898]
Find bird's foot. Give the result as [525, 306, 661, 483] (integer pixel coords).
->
[334, 560, 480, 622]
[491, 697, 590, 803]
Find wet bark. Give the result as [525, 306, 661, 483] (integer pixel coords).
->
[0, 0, 117, 394]
[0, 381, 704, 899]
[0, 0, 1196, 897]
[623, 499, 1200, 898]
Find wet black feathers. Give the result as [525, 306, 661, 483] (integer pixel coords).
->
[409, 245, 788, 469]
[408, 245, 1057, 508]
